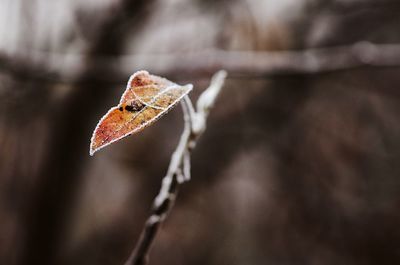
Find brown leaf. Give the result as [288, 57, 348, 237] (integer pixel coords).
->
[89, 71, 192, 155]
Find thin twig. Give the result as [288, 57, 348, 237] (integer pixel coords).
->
[124, 70, 227, 265]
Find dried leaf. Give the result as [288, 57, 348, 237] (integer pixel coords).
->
[89, 71, 192, 156]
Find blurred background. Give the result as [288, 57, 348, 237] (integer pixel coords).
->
[1, 0, 400, 264]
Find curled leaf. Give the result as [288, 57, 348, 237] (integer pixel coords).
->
[90, 70, 192, 156]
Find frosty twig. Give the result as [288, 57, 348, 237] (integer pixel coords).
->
[124, 70, 227, 265]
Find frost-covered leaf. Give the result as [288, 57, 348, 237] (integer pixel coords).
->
[89, 71, 192, 156]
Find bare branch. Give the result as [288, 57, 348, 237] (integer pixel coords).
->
[124, 70, 227, 265]
[194, 70, 227, 136]
[2, 42, 400, 82]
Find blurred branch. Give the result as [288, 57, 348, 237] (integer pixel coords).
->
[124, 70, 227, 265]
[2, 42, 400, 82]
[120, 41, 400, 78]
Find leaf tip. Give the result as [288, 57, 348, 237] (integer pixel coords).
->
[89, 138, 97, 156]
[185, 84, 194, 91]
[89, 146, 95, 156]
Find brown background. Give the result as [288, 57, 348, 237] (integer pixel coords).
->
[0, 0, 400, 264]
